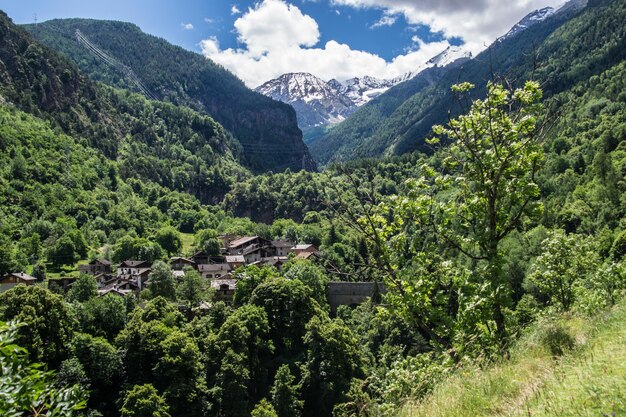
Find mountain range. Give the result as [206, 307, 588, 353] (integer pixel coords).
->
[255, 46, 472, 131]
[23, 18, 316, 173]
[307, 0, 606, 165]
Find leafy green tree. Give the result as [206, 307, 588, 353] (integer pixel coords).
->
[233, 266, 277, 305]
[0, 286, 74, 367]
[207, 305, 273, 416]
[301, 316, 363, 417]
[250, 277, 316, 357]
[0, 237, 18, 276]
[154, 226, 182, 256]
[193, 229, 221, 256]
[0, 321, 87, 417]
[154, 330, 207, 417]
[77, 294, 127, 341]
[47, 236, 78, 268]
[283, 261, 329, 306]
[147, 261, 177, 301]
[67, 274, 98, 303]
[611, 230, 626, 260]
[271, 364, 303, 417]
[528, 231, 598, 310]
[429, 81, 545, 341]
[72, 333, 123, 414]
[211, 349, 250, 417]
[176, 269, 210, 317]
[32, 261, 46, 281]
[113, 235, 165, 263]
[120, 384, 171, 417]
[116, 298, 183, 384]
[251, 399, 278, 417]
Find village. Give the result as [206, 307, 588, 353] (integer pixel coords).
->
[1, 235, 317, 299]
[0, 235, 381, 311]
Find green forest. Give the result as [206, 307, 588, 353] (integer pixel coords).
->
[0, 0, 625, 416]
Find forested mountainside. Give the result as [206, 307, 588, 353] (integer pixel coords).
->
[0, 11, 250, 204]
[23, 18, 315, 173]
[0, 1, 625, 416]
[312, 0, 624, 165]
[308, 64, 453, 164]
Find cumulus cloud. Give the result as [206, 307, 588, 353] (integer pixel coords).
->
[231, 5, 241, 15]
[201, 0, 451, 87]
[181, 22, 194, 30]
[331, 0, 565, 53]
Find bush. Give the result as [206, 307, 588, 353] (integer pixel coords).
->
[513, 294, 540, 329]
[538, 323, 576, 357]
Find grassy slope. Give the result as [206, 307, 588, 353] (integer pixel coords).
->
[400, 300, 626, 417]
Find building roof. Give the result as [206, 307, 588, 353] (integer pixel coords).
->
[98, 288, 131, 297]
[118, 260, 150, 268]
[272, 240, 294, 248]
[4, 272, 36, 281]
[172, 270, 185, 278]
[225, 255, 245, 263]
[89, 258, 112, 266]
[229, 236, 259, 248]
[265, 256, 289, 266]
[242, 245, 263, 256]
[198, 263, 231, 272]
[295, 251, 320, 260]
[210, 278, 237, 290]
[293, 244, 316, 251]
[170, 257, 196, 264]
[135, 268, 152, 275]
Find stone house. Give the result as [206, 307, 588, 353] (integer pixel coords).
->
[78, 259, 112, 275]
[0, 272, 36, 292]
[198, 263, 231, 279]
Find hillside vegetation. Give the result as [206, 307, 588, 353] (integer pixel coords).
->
[24, 18, 315, 173]
[0, 1, 624, 416]
[400, 299, 626, 417]
[313, 0, 625, 165]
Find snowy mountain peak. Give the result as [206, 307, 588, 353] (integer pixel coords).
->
[335, 76, 396, 107]
[427, 45, 473, 67]
[498, 7, 555, 42]
[255, 45, 473, 128]
[255, 72, 356, 129]
[255, 72, 343, 104]
[390, 45, 472, 85]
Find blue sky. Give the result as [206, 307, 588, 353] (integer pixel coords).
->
[0, 0, 562, 86]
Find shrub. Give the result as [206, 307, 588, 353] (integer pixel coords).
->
[538, 323, 576, 357]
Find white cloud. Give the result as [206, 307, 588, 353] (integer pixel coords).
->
[331, 0, 565, 53]
[231, 5, 241, 15]
[370, 12, 397, 29]
[233, 0, 319, 58]
[204, 17, 214, 24]
[201, 0, 451, 87]
[181, 22, 194, 30]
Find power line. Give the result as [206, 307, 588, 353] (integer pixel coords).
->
[74, 29, 158, 101]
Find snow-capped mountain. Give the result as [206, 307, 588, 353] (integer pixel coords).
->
[330, 76, 396, 107]
[255, 46, 471, 129]
[255, 73, 357, 128]
[391, 45, 473, 85]
[498, 7, 555, 42]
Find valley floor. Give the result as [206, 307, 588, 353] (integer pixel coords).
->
[400, 299, 626, 417]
